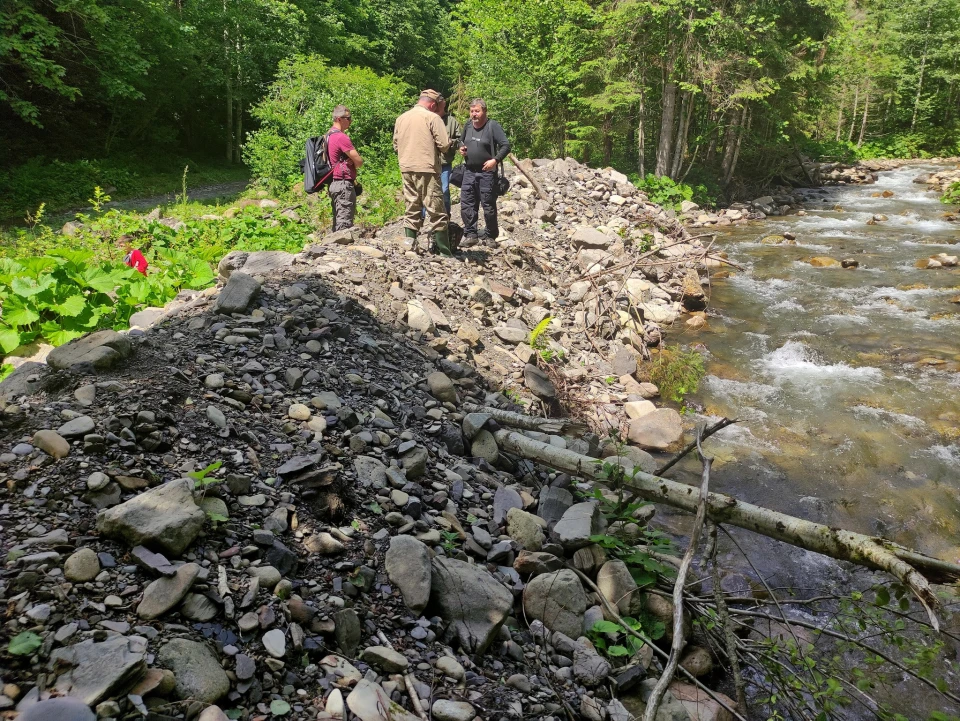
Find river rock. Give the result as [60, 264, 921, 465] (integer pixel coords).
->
[346, 679, 391, 721]
[679, 646, 714, 677]
[522, 569, 587, 639]
[573, 646, 612, 686]
[17, 698, 95, 721]
[180, 592, 219, 622]
[669, 682, 735, 721]
[809, 256, 841, 268]
[96, 478, 205, 556]
[432, 700, 476, 721]
[627, 408, 683, 450]
[597, 559, 638, 614]
[138, 563, 200, 619]
[470, 429, 499, 464]
[537, 486, 573, 528]
[64, 547, 101, 582]
[157, 639, 230, 703]
[430, 556, 513, 653]
[553, 502, 606, 550]
[47, 329, 132, 372]
[493, 485, 523, 524]
[361, 646, 408, 672]
[51, 635, 147, 706]
[214, 271, 260, 314]
[572, 226, 614, 250]
[514, 550, 565, 575]
[435, 656, 466, 681]
[57, 415, 95, 437]
[262, 628, 286, 658]
[334, 608, 362, 656]
[620, 679, 691, 721]
[385, 535, 432, 614]
[523, 363, 556, 399]
[31, 430, 70, 459]
[427, 371, 457, 403]
[505, 507, 545, 551]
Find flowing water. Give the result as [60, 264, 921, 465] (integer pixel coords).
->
[675, 165, 960, 565]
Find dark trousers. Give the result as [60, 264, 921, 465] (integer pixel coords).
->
[460, 167, 498, 239]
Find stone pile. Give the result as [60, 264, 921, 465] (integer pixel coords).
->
[0, 157, 744, 721]
[913, 166, 960, 198]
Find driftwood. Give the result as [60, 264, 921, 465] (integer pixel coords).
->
[644, 430, 713, 721]
[461, 403, 587, 436]
[507, 153, 549, 200]
[492, 429, 960, 628]
[376, 630, 427, 720]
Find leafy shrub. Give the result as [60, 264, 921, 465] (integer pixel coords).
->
[942, 182, 960, 206]
[0, 247, 213, 354]
[632, 174, 711, 211]
[647, 345, 706, 404]
[244, 55, 413, 194]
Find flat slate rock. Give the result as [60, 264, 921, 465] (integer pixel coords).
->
[47, 330, 132, 372]
[51, 635, 147, 706]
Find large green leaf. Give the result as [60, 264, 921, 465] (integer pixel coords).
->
[0, 327, 21, 353]
[3, 303, 41, 328]
[8, 631, 43, 656]
[51, 294, 87, 317]
[11, 275, 56, 297]
[82, 265, 129, 293]
[40, 322, 86, 347]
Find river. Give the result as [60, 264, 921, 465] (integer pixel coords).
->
[661, 164, 960, 717]
[680, 164, 960, 560]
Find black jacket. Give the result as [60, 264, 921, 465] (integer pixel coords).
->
[461, 119, 511, 170]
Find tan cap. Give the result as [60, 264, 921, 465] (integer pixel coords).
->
[420, 89, 443, 102]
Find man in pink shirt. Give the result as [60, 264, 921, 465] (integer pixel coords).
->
[327, 105, 364, 231]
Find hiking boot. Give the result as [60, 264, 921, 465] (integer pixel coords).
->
[460, 233, 480, 248]
[432, 228, 454, 257]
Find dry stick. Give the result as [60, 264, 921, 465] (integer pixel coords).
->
[506, 153, 549, 200]
[375, 630, 428, 721]
[707, 522, 748, 715]
[568, 567, 747, 721]
[643, 428, 713, 721]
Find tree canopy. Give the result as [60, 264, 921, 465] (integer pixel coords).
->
[2, 0, 958, 194]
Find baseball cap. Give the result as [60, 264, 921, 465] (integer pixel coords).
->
[420, 89, 443, 102]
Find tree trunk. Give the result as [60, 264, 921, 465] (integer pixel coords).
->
[857, 82, 870, 148]
[234, 98, 243, 164]
[670, 92, 693, 180]
[911, 9, 932, 131]
[726, 107, 749, 186]
[847, 84, 859, 143]
[602, 114, 613, 167]
[225, 77, 234, 163]
[492, 428, 957, 627]
[655, 59, 679, 177]
[835, 86, 846, 142]
[721, 105, 747, 187]
[638, 85, 646, 177]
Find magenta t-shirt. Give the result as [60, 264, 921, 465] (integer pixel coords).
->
[328, 129, 357, 181]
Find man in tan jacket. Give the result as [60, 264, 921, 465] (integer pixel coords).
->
[393, 89, 454, 255]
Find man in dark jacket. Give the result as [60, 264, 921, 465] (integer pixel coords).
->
[458, 98, 511, 247]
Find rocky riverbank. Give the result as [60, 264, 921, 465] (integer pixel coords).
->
[0, 159, 741, 721]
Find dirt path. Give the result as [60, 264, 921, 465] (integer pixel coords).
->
[104, 180, 249, 211]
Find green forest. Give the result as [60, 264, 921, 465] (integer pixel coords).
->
[3, 0, 960, 218]
[1, 0, 959, 363]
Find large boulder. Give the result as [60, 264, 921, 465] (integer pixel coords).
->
[47, 330, 132, 372]
[156, 639, 230, 704]
[627, 409, 683, 450]
[572, 226, 615, 250]
[522, 569, 587, 639]
[218, 250, 295, 279]
[385, 535, 432, 614]
[96, 478, 205, 556]
[430, 556, 513, 654]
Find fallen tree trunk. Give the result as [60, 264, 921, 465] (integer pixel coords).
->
[493, 429, 960, 627]
[461, 403, 587, 436]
